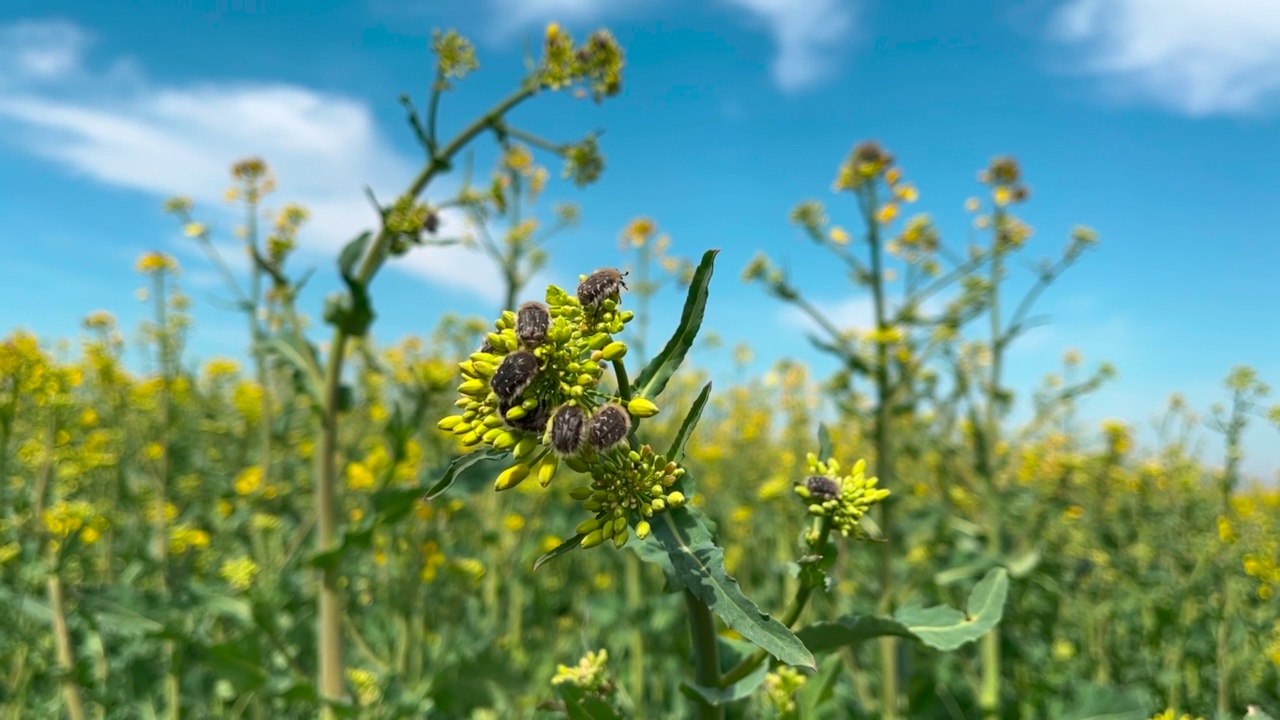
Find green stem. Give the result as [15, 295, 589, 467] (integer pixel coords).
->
[684, 591, 722, 720]
[625, 555, 645, 712]
[312, 84, 540, 717]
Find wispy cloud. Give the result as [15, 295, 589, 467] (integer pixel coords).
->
[0, 18, 507, 303]
[1049, 0, 1280, 115]
[0, 18, 89, 84]
[721, 0, 854, 92]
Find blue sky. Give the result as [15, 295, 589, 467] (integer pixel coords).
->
[1, 0, 1278, 480]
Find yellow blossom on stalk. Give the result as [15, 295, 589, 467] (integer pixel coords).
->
[80, 526, 101, 544]
[420, 541, 446, 581]
[45, 502, 106, 539]
[895, 182, 918, 202]
[346, 668, 382, 706]
[622, 216, 656, 248]
[219, 556, 260, 591]
[994, 186, 1011, 207]
[551, 649, 611, 695]
[170, 524, 210, 554]
[203, 358, 240, 380]
[1149, 710, 1205, 720]
[763, 666, 806, 717]
[454, 558, 486, 583]
[877, 203, 899, 225]
[144, 442, 164, 460]
[251, 513, 281, 531]
[217, 499, 234, 518]
[234, 466, 263, 496]
[136, 251, 176, 274]
[884, 168, 902, 185]
[503, 513, 525, 532]
[829, 226, 850, 245]
[79, 408, 98, 427]
[346, 462, 376, 492]
[1217, 516, 1236, 544]
[413, 498, 433, 521]
[794, 456, 890, 538]
[0, 543, 19, 565]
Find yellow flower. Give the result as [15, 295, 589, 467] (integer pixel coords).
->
[217, 499, 234, 518]
[0, 542, 20, 565]
[876, 203, 899, 225]
[79, 408, 98, 427]
[503, 513, 525, 532]
[144, 442, 164, 460]
[234, 466, 263, 496]
[219, 556, 260, 591]
[79, 526, 101, 545]
[993, 186, 1011, 207]
[346, 462, 376, 492]
[829, 226, 850, 245]
[136, 251, 175, 274]
[895, 183, 918, 202]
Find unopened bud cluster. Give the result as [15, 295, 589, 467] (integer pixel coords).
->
[794, 455, 890, 539]
[567, 444, 686, 550]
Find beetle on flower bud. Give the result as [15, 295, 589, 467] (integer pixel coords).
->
[516, 301, 551, 348]
[577, 267, 628, 307]
[803, 475, 840, 502]
[586, 403, 631, 450]
[501, 397, 550, 433]
[548, 404, 588, 456]
[490, 350, 539, 401]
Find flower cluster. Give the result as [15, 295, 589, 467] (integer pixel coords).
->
[551, 648, 614, 698]
[568, 444, 686, 549]
[763, 666, 807, 718]
[437, 269, 688, 549]
[794, 455, 890, 538]
[540, 24, 624, 102]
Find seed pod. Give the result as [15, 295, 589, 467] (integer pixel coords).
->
[515, 301, 551, 348]
[500, 398, 549, 434]
[585, 403, 631, 450]
[804, 475, 841, 502]
[489, 350, 539, 401]
[548, 405, 587, 456]
[576, 268, 628, 307]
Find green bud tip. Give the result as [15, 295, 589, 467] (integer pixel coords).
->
[582, 529, 605, 549]
[601, 341, 628, 361]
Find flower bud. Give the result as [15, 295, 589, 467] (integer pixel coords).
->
[513, 436, 540, 460]
[626, 397, 660, 418]
[569, 486, 593, 500]
[437, 415, 464, 431]
[538, 455, 559, 487]
[582, 529, 605, 549]
[492, 431, 518, 450]
[613, 531, 629, 549]
[481, 427, 503, 443]
[576, 517, 602, 534]
[565, 456, 589, 473]
[667, 491, 686, 508]
[494, 463, 531, 491]
[601, 341, 628, 361]
[458, 379, 488, 397]
[634, 520, 651, 539]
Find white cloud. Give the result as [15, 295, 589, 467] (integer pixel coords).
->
[0, 18, 509, 304]
[0, 19, 89, 84]
[722, 0, 854, 92]
[1050, 0, 1280, 115]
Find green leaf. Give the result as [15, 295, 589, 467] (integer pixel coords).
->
[556, 685, 622, 720]
[816, 423, 833, 461]
[796, 616, 918, 654]
[327, 231, 376, 336]
[632, 249, 718, 401]
[201, 640, 267, 693]
[259, 334, 324, 408]
[371, 487, 425, 524]
[897, 567, 1009, 651]
[628, 533, 681, 592]
[667, 381, 712, 462]
[533, 534, 584, 571]
[796, 655, 844, 720]
[680, 662, 768, 706]
[651, 502, 815, 670]
[799, 568, 1009, 654]
[423, 446, 511, 500]
[1060, 683, 1150, 720]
